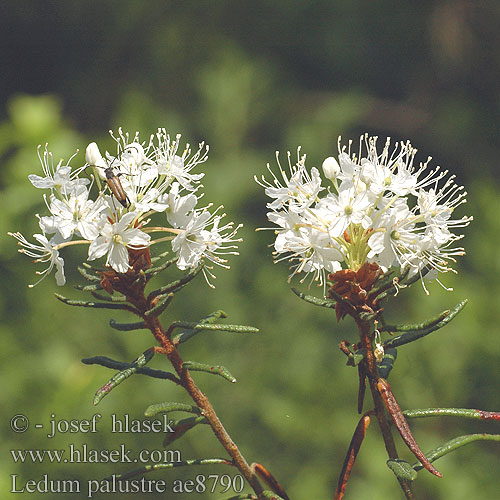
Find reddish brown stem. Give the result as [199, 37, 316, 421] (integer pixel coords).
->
[142, 312, 265, 498]
[356, 317, 416, 500]
[109, 266, 267, 499]
[357, 366, 366, 414]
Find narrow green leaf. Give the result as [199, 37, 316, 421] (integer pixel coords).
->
[387, 459, 418, 481]
[403, 408, 500, 421]
[171, 321, 259, 344]
[109, 319, 147, 331]
[291, 288, 336, 309]
[144, 402, 201, 417]
[81, 262, 105, 272]
[375, 267, 411, 302]
[325, 287, 357, 313]
[184, 361, 237, 383]
[55, 293, 137, 312]
[262, 492, 284, 500]
[377, 348, 397, 379]
[93, 348, 155, 405]
[144, 293, 174, 318]
[402, 266, 430, 288]
[346, 350, 366, 367]
[173, 310, 227, 344]
[73, 283, 103, 292]
[150, 250, 173, 264]
[77, 266, 100, 282]
[110, 457, 234, 481]
[148, 265, 203, 299]
[367, 270, 396, 299]
[358, 311, 379, 322]
[91, 291, 127, 302]
[170, 321, 259, 337]
[173, 310, 228, 344]
[383, 308, 453, 332]
[383, 300, 468, 349]
[82, 356, 180, 384]
[163, 415, 208, 446]
[413, 434, 500, 472]
[145, 256, 178, 277]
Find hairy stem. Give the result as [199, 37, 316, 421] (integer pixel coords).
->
[356, 317, 416, 500]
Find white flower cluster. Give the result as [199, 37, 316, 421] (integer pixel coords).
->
[10, 129, 241, 287]
[257, 135, 472, 292]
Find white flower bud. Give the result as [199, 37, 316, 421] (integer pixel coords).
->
[85, 142, 107, 179]
[322, 156, 340, 180]
[354, 179, 367, 194]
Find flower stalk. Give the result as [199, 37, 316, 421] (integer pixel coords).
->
[10, 130, 288, 500]
[140, 303, 265, 496]
[355, 316, 417, 500]
[258, 134, 500, 499]
[58, 246, 271, 499]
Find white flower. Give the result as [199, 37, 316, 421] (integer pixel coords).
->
[198, 214, 242, 267]
[276, 225, 343, 279]
[336, 150, 360, 186]
[256, 149, 323, 214]
[359, 159, 392, 196]
[368, 205, 414, 270]
[87, 129, 240, 278]
[172, 211, 212, 270]
[155, 130, 206, 191]
[171, 209, 241, 274]
[88, 212, 151, 273]
[29, 144, 89, 195]
[91, 129, 207, 216]
[41, 189, 107, 240]
[16, 129, 240, 287]
[9, 231, 66, 286]
[319, 186, 372, 236]
[165, 182, 198, 228]
[258, 134, 472, 290]
[266, 209, 343, 285]
[121, 142, 147, 171]
[125, 186, 168, 214]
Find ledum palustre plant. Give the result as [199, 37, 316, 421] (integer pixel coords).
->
[257, 134, 500, 499]
[10, 129, 289, 500]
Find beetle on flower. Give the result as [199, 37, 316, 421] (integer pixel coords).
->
[9, 128, 241, 286]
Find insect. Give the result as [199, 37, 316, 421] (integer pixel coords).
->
[86, 142, 142, 208]
[104, 165, 130, 208]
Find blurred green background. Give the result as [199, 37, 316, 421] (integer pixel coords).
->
[1, 1, 499, 499]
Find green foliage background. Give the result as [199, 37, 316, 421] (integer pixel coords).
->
[1, 2, 499, 499]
